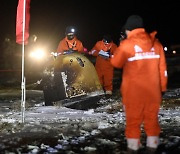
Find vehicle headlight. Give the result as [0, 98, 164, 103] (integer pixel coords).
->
[29, 48, 46, 60]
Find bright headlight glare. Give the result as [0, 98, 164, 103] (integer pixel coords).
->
[30, 49, 45, 59]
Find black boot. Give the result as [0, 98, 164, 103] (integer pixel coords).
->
[145, 147, 156, 154]
[127, 148, 138, 154]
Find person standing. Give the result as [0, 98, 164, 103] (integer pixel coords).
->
[89, 35, 117, 96]
[111, 15, 168, 153]
[57, 26, 87, 53]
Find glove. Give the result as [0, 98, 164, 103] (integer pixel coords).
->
[83, 47, 88, 52]
[98, 50, 110, 59]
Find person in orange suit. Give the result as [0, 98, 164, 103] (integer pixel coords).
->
[89, 35, 117, 96]
[111, 15, 168, 153]
[57, 26, 87, 53]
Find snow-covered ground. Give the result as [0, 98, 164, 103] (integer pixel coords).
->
[0, 88, 179, 153]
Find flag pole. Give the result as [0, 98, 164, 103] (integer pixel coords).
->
[21, 0, 26, 123]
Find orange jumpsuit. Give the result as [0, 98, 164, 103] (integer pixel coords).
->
[90, 40, 117, 92]
[57, 36, 84, 53]
[110, 29, 168, 139]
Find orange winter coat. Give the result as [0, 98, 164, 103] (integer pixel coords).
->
[57, 36, 84, 53]
[90, 40, 117, 91]
[91, 40, 117, 68]
[111, 28, 168, 138]
[111, 29, 167, 99]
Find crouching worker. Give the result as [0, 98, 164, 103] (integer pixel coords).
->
[111, 15, 168, 153]
[89, 35, 117, 96]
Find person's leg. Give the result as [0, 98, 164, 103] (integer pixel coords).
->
[104, 70, 113, 94]
[144, 101, 161, 150]
[124, 102, 144, 151]
[96, 67, 104, 88]
[127, 138, 141, 151]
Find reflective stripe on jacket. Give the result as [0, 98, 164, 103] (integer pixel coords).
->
[111, 28, 168, 103]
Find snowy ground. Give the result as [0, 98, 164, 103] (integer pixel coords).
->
[0, 87, 180, 154]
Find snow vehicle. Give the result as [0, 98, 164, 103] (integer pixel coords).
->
[41, 50, 105, 109]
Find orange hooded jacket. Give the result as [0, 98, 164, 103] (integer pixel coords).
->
[111, 28, 168, 138]
[57, 36, 84, 53]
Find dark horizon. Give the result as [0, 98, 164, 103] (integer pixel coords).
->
[0, 0, 180, 51]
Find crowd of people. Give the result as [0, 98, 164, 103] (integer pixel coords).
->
[56, 15, 168, 154]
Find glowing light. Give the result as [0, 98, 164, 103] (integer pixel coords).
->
[71, 28, 75, 33]
[172, 50, 176, 54]
[29, 48, 46, 60]
[164, 47, 168, 51]
[33, 35, 37, 42]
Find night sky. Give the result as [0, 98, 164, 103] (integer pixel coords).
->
[0, 0, 180, 51]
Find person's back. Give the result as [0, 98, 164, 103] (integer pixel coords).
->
[111, 15, 168, 153]
[116, 28, 167, 99]
[57, 26, 85, 53]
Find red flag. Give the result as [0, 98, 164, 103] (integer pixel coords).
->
[16, 0, 31, 45]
